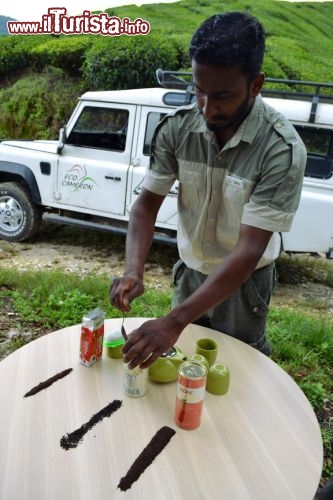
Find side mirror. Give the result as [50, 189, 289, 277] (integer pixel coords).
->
[57, 126, 66, 154]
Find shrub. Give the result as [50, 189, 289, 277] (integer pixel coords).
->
[0, 67, 87, 140]
[82, 34, 185, 90]
[29, 36, 93, 76]
[0, 36, 45, 78]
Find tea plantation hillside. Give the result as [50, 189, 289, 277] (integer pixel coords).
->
[0, 0, 332, 140]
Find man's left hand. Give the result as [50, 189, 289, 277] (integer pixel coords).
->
[122, 317, 183, 369]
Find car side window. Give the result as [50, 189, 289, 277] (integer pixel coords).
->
[295, 127, 333, 179]
[143, 112, 167, 155]
[67, 106, 129, 152]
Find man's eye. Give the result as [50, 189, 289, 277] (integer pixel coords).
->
[195, 88, 231, 101]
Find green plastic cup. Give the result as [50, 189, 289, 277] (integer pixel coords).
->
[206, 363, 230, 395]
[195, 338, 218, 367]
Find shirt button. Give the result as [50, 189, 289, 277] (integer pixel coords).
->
[253, 306, 259, 313]
[276, 122, 281, 128]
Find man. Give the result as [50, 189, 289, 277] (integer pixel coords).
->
[110, 11, 306, 369]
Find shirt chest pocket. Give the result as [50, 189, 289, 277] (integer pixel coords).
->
[223, 175, 246, 203]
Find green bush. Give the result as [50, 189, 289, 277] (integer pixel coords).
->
[0, 67, 87, 139]
[265, 36, 332, 86]
[29, 36, 93, 76]
[0, 36, 45, 78]
[82, 34, 186, 90]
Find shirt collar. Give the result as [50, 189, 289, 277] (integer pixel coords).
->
[241, 94, 264, 144]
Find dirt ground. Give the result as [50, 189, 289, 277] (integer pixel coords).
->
[1, 221, 332, 310]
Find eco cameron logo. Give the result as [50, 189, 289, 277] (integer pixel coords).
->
[7, 8, 150, 36]
[62, 165, 98, 192]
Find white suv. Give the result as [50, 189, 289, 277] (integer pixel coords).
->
[0, 69, 332, 257]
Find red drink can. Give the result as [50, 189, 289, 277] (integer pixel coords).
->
[79, 308, 105, 366]
[175, 361, 207, 430]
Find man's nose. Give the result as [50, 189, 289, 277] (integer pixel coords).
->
[200, 96, 218, 119]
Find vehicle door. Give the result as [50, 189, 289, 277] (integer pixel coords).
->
[281, 126, 333, 256]
[128, 106, 178, 230]
[56, 103, 136, 215]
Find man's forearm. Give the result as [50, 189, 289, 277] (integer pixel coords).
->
[123, 190, 164, 280]
[124, 206, 155, 280]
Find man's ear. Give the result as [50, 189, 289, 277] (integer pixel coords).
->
[250, 73, 265, 97]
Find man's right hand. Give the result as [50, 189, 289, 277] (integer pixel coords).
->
[109, 275, 144, 312]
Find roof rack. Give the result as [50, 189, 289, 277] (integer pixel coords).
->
[263, 78, 333, 123]
[156, 69, 333, 123]
[263, 77, 333, 97]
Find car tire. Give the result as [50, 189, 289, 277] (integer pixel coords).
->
[0, 182, 42, 242]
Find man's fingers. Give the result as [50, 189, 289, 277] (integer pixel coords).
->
[122, 331, 162, 369]
[121, 329, 141, 354]
[125, 349, 160, 370]
[110, 292, 129, 312]
[140, 350, 160, 369]
[125, 284, 144, 304]
[120, 318, 179, 369]
[109, 276, 144, 311]
[110, 283, 130, 311]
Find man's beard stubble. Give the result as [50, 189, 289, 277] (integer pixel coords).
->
[198, 91, 252, 133]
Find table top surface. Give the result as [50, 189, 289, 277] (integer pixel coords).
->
[0, 318, 323, 500]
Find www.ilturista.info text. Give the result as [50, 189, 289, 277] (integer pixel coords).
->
[7, 8, 151, 36]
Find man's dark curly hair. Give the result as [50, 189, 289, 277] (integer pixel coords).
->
[189, 11, 266, 80]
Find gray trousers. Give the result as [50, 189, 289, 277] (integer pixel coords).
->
[172, 260, 276, 356]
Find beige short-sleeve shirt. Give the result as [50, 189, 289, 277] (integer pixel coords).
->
[143, 95, 307, 274]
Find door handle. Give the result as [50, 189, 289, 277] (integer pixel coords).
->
[105, 176, 121, 181]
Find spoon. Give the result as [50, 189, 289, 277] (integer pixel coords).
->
[121, 316, 128, 341]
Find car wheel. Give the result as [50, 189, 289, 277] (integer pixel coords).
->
[0, 182, 42, 242]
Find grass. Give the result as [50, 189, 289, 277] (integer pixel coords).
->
[269, 308, 333, 406]
[0, 267, 172, 329]
[0, 255, 332, 483]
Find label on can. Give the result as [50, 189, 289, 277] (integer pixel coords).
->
[79, 308, 105, 367]
[123, 363, 148, 398]
[176, 383, 205, 403]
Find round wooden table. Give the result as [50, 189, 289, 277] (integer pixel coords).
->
[0, 318, 323, 499]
